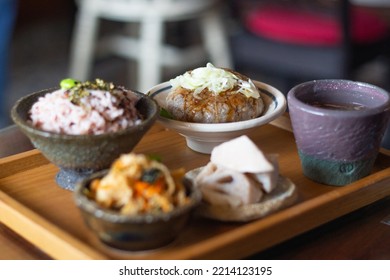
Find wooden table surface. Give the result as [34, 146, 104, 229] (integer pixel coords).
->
[1, 117, 390, 260]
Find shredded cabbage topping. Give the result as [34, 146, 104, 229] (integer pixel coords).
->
[169, 63, 260, 99]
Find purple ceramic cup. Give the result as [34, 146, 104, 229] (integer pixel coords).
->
[287, 80, 390, 186]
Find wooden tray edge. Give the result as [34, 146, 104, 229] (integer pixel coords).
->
[0, 189, 106, 260]
[0, 150, 49, 179]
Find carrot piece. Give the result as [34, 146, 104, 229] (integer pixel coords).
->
[134, 179, 165, 198]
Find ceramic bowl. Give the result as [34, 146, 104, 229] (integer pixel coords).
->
[74, 170, 201, 251]
[147, 81, 287, 154]
[11, 88, 159, 190]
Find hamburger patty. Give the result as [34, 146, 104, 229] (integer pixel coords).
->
[166, 86, 264, 123]
[166, 64, 264, 123]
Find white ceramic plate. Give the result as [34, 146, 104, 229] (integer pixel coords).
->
[147, 81, 287, 154]
[185, 167, 298, 222]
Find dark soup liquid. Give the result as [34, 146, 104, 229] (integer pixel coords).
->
[307, 101, 367, 111]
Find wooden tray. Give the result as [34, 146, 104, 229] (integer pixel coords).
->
[2, 114, 390, 260]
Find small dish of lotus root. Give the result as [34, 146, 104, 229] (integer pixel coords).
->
[185, 135, 297, 222]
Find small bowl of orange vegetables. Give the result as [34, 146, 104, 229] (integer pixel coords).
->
[74, 153, 201, 251]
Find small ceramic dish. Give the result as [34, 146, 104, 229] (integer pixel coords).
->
[185, 167, 297, 222]
[11, 88, 159, 191]
[74, 171, 202, 251]
[147, 81, 287, 154]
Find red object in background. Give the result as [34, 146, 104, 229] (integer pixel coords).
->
[245, 5, 388, 46]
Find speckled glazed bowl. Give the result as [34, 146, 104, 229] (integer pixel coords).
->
[147, 80, 286, 154]
[74, 171, 201, 251]
[11, 88, 159, 190]
[288, 80, 390, 186]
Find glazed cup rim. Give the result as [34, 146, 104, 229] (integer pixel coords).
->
[287, 79, 390, 117]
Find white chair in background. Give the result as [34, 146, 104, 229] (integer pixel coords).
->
[68, 0, 233, 92]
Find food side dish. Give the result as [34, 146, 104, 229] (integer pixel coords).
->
[195, 135, 278, 207]
[86, 153, 191, 215]
[166, 63, 264, 123]
[29, 79, 142, 135]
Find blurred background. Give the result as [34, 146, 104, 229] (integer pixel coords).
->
[1, 0, 389, 128]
